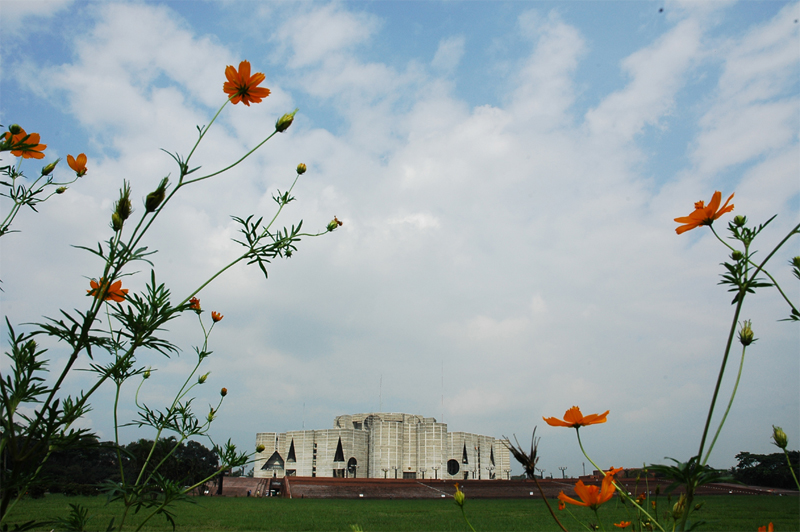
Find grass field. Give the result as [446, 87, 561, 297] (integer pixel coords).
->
[4, 494, 798, 531]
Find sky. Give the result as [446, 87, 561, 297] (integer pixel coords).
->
[1, 0, 798, 479]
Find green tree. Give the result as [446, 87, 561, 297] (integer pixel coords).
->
[733, 451, 800, 490]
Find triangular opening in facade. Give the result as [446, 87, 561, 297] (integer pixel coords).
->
[334, 437, 345, 462]
[462, 444, 469, 464]
[262, 450, 284, 470]
[490, 447, 495, 466]
[287, 439, 296, 462]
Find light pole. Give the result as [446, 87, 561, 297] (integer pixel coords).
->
[536, 467, 545, 479]
[558, 466, 567, 479]
[382, 467, 389, 479]
[420, 467, 426, 479]
[432, 466, 440, 480]
[486, 465, 495, 479]
[503, 468, 511, 480]
[392, 465, 398, 479]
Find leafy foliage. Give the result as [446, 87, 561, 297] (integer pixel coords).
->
[732, 451, 800, 490]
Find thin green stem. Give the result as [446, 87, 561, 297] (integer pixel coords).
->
[183, 129, 278, 186]
[783, 449, 800, 491]
[702, 344, 747, 465]
[459, 505, 476, 532]
[695, 294, 744, 463]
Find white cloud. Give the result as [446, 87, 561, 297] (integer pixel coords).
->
[692, 2, 800, 176]
[431, 35, 465, 74]
[585, 19, 701, 142]
[274, 3, 381, 68]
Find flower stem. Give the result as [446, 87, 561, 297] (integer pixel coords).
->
[702, 344, 747, 465]
[783, 448, 800, 491]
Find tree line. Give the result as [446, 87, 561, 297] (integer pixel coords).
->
[25, 436, 219, 498]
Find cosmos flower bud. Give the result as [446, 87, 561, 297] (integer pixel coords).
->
[111, 212, 124, 232]
[792, 257, 800, 269]
[731, 250, 743, 261]
[220, 387, 228, 397]
[326, 216, 343, 232]
[114, 181, 132, 222]
[8, 124, 21, 135]
[733, 215, 747, 227]
[41, 158, 60, 176]
[296, 163, 307, 175]
[145, 177, 169, 213]
[275, 108, 298, 133]
[256, 444, 266, 453]
[198, 372, 210, 384]
[738, 320, 755, 346]
[207, 408, 216, 422]
[772, 425, 788, 450]
[56, 186, 67, 194]
[672, 494, 686, 519]
[143, 368, 151, 379]
[453, 483, 465, 507]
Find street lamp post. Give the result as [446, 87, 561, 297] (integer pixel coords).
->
[558, 466, 568, 479]
[382, 467, 389, 479]
[432, 466, 440, 480]
[420, 467, 426, 479]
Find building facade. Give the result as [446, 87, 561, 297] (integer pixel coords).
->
[255, 412, 511, 480]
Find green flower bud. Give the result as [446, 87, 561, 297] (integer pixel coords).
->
[198, 372, 210, 384]
[207, 408, 216, 423]
[772, 425, 788, 449]
[731, 250, 743, 261]
[453, 483, 465, 507]
[256, 444, 266, 453]
[792, 256, 800, 269]
[275, 108, 298, 133]
[296, 163, 307, 175]
[143, 368, 151, 379]
[738, 320, 755, 346]
[733, 215, 747, 227]
[111, 212, 123, 232]
[145, 177, 169, 213]
[56, 186, 67, 194]
[114, 181, 132, 222]
[326, 216, 343, 232]
[8, 124, 21, 135]
[41, 158, 60, 176]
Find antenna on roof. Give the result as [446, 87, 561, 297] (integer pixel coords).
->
[441, 359, 444, 423]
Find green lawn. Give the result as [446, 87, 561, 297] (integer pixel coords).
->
[4, 494, 797, 531]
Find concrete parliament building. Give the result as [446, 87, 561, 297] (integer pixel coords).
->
[255, 413, 511, 481]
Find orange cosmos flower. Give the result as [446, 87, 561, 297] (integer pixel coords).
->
[674, 191, 734, 234]
[543, 406, 609, 428]
[223, 60, 271, 106]
[4, 128, 46, 159]
[87, 278, 128, 302]
[189, 297, 201, 312]
[558, 499, 565, 511]
[67, 153, 87, 176]
[614, 522, 631, 529]
[636, 492, 647, 504]
[211, 311, 223, 322]
[757, 524, 773, 532]
[558, 473, 615, 510]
